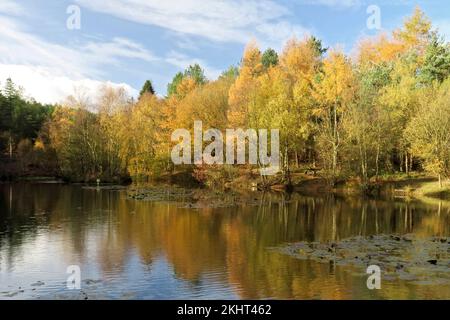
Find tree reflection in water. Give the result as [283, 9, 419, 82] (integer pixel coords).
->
[0, 183, 448, 299]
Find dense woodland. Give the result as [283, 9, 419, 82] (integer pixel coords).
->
[1, 8, 450, 190]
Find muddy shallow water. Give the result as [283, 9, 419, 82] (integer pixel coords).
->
[274, 234, 449, 286]
[0, 183, 449, 299]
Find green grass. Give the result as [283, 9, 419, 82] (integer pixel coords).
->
[376, 171, 426, 182]
[416, 181, 450, 199]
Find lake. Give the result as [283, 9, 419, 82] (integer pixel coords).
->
[0, 182, 449, 299]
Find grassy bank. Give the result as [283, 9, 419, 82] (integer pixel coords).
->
[3, 163, 449, 202]
[381, 173, 450, 200]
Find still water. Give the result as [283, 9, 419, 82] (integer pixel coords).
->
[0, 182, 449, 299]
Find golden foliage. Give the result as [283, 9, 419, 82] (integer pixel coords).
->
[41, 6, 450, 183]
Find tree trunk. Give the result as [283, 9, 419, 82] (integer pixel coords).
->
[8, 134, 13, 159]
[258, 160, 267, 187]
[375, 143, 380, 180]
[359, 144, 367, 184]
[409, 153, 413, 173]
[400, 154, 403, 173]
[283, 144, 291, 185]
[333, 103, 338, 177]
[405, 152, 409, 176]
[438, 174, 442, 189]
[332, 145, 337, 178]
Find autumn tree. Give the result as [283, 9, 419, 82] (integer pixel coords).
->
[228, 41, 263, 128]
[357, 8, 431, 69]
[258, 37, 322, 181]
[48, 87, 130, 182]
[167, 64, 207, 99]
[406, 80, 450, 187]
[379, 53, 421, 174]
[394, 6, 432, 53]
[97, 85, 130, 179]
[125, 93, 166, 179]
[344, 64, 392, 184]
[6, 6, 450, 190]
[48, 105, 99, 180]
[174, 77, 230, 131]
[313, 50, 356, 183]
[357, 33, 405, 67]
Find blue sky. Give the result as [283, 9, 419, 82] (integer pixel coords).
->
[0, 0, 449, 103]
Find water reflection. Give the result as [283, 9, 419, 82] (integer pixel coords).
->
[0, 183, 449, 299]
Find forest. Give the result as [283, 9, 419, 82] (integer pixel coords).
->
[1, 8, 450, 193]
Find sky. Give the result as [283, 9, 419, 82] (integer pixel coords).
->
[0, 0, 449, 104]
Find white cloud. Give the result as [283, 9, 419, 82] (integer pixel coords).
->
[304, 0, 361, 7]
[297, 0, 423, 8]
[75, 0, 310, 48]
[0, 0, 24, 15]
[0, 11, 231, 101]
[0, 16, 154, 103]
[256, 21, 311, 51]
[165, 51, 222, 80]
[0, 64, 137, 105]
[82, 37, 157, 65]
[0, 16, 93, 80]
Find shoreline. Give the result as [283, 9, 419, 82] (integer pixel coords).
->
[2, 174, 449, 206]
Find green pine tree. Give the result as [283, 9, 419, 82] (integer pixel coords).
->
[261, 48, 279, 69]
[420, 32, 450, 84]
[139, 80, 155, 98]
